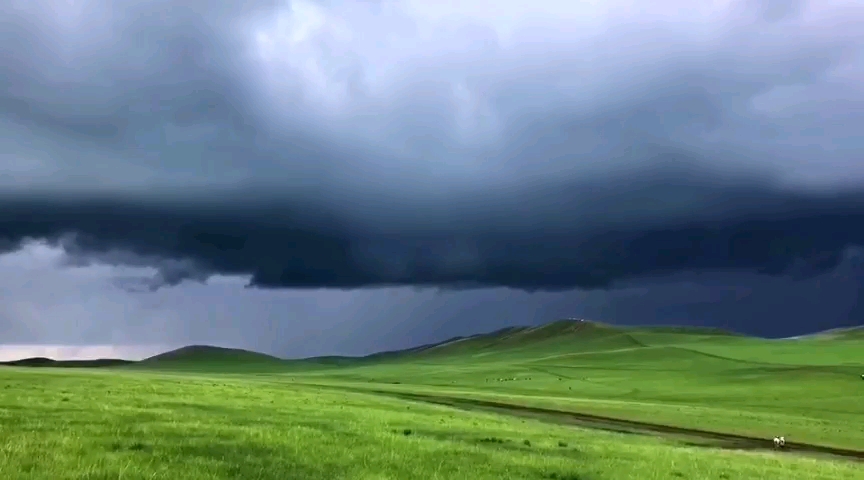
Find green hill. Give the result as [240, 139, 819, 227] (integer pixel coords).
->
[138, 345, 286, 370]
[417, 319, 747, 354]
[403, 320, 644, 362]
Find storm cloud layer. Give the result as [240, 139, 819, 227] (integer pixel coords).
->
[2, 0, 864, 291]
[0, 241, 861, 359]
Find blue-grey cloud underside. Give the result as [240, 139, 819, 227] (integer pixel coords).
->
[1, 0, 863, 292]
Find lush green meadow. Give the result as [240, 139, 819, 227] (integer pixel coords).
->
[291, 322, 864, 451]
[0, 320, 861, 479]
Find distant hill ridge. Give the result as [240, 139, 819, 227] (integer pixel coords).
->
[0, 319, 851, 367]
[0, 357, 134, 368]
[797, 325, 864, 340]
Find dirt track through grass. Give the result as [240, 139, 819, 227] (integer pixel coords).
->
[324, 385, 864, 462]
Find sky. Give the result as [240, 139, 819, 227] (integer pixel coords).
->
[1, 0, 863, 360]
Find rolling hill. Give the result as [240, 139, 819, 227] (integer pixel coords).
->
[137, 345, 287, 370]
[0, 319, 859, 370]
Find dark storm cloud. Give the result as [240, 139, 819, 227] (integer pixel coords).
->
[3, 182, 864, 291]
[0, 241, 859, 359]
[2, 0, 863, 291]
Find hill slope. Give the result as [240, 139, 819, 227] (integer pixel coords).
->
[803, 325, 864, 341]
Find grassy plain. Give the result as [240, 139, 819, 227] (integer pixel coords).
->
[0, 320, 861, 479]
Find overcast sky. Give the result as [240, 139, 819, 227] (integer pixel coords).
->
[1, 0, 863, 360]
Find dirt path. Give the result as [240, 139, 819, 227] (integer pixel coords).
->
[323, 384, 864, 462]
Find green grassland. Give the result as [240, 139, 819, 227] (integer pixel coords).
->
[0, 320, 862, 479]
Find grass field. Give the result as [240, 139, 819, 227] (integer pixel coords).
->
[0, 320, 862, 479]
